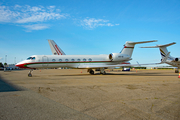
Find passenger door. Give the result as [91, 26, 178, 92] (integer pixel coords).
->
[42, 56, 49, 67]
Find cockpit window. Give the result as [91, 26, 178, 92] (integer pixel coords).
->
[27, 57, 35, 60]
[27, 57, 32, 60]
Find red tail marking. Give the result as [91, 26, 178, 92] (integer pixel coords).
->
[52, 44, 60, 55]
[55, 45, 62, 55]
[124, 46, 134, 48]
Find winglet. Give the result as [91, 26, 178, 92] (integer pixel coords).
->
[136, 61, 141, 67]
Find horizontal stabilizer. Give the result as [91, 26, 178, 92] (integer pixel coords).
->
[140, 42, 176, 48]
[126, 40, 157, 45]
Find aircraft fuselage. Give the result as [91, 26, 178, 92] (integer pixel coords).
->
[16, 54, 131, 69]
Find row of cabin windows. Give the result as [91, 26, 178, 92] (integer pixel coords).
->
[52, 58, 92, 62]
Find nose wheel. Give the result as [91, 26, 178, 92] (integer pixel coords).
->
[28, 69, 33, 77]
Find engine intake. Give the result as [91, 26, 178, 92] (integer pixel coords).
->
[175, 58, 179, 61]
[109, 53, 130, 61]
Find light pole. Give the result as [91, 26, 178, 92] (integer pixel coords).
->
[5, 55, 7, 63]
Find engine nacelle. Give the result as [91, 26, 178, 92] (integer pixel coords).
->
[109, 53, 130, 61]
[174, 58, 180, 62]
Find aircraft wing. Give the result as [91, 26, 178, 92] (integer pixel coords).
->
[77, 62, 162, 69]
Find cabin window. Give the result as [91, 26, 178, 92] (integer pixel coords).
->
[52, 59, 56, 62]
[71, 59, 75, 62]
[59, 59, 62, 62]
[88, 58, 92, 62]
[65, 59, 68, 62]
[83, 58, 86, 62]
[77, 59, 81, 62]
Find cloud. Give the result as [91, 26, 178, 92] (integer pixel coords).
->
[0, 5, 67, 31]
[0, 6, 20, 22]
[16, 12, 65, 23]
[80, 18, 119, 29]
[22, 24, 50, 32]
[0, 5, 67, 23]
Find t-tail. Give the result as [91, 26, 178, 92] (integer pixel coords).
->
[120, 40, 157, 57]
[48, 39, 66, 55]
[140, 42, 176, 61]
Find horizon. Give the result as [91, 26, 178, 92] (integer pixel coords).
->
[0, 0, 180, 67]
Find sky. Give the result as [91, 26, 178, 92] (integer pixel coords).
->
[0, 0, 180, 66]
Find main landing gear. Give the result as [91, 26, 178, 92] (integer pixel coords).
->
[28, 69, 33, 77]
[88, 69, 94, 75]
[100, 68, 106, 75]
[88, 68, 106, 75]
[175, 68, 179, 73]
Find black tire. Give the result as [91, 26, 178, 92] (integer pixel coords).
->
[28, 73, 32, 77]
[90, 70, 94, 75]
[175, 70, 179, 73]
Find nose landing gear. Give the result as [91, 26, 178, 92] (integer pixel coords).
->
[28, 69, 33, 77]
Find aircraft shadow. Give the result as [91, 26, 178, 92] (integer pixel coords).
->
[53, 72, 177, 77]
[0, 76, 23, 92]
[104, 72, 177, 76]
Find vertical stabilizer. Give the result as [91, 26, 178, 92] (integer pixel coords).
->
[48, 40, 66, 55]
[120, 40, 157, 57]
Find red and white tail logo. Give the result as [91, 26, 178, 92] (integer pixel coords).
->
[48, 40, 66, 55]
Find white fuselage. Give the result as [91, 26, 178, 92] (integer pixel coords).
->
[16, 54, 131, 69]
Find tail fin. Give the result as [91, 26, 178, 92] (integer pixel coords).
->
[120, 40, 157, 57]
[141, 42, 176, 60]
[48, 40, 66, 55]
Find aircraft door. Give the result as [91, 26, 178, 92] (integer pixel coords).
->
[42, 56, 49, 67]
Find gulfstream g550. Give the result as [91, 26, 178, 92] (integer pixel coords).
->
[16, 40, 157, 77]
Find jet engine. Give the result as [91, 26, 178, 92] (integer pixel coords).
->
[174, 58, 180, 62]
[109, 53, 130, 61]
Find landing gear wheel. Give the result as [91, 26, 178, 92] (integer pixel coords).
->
[28, 73, 32, 77]
[175, 69, 179, 73]
[28, 69, 33, 77]
[89, 70, 94, 75]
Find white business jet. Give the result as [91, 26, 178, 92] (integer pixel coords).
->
[141, 42, 180, 73]
[48, 39, 66, 55]
[16, 40, 157, 77]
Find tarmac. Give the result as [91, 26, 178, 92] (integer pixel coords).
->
[0, 69, 180, 120]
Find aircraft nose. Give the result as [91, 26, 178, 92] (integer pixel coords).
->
[15, 63, 26, 68]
